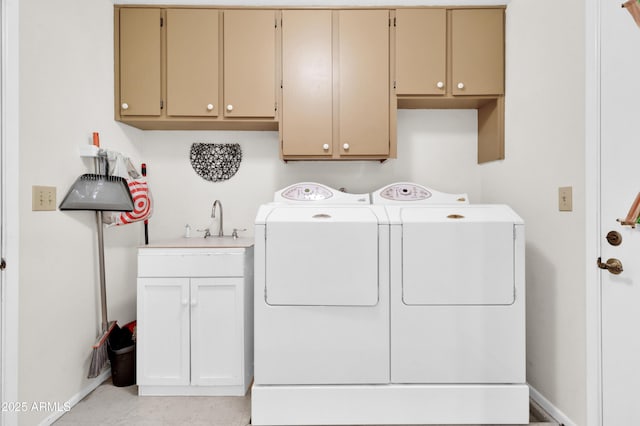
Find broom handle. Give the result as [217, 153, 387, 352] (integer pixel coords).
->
[96, 210, 108, 333]
[92, 139, 109, 334]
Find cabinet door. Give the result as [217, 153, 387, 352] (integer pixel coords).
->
[191, 278, 243, 386]
[338, 10, 390, 156]
[224, 10, 276, 118]
[166, 9, 219, 117]
[137, 277, 190, 386]
[451, 9, 504, 96]
[119, 8, 161, 117]
[281, 10, 333, 156]
[395, 9, 446, 96]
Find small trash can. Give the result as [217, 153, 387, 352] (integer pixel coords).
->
[108, 344, 136, 387]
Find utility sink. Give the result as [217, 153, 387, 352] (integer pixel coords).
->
[143, 236, 254, 249]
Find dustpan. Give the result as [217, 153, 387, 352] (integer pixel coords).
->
[59, 174, 134, 212]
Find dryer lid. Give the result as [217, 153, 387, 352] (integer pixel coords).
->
[400, 205, 524, 225]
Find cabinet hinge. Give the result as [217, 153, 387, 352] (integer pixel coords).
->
[394, 17, 397, 27]
[275, 17, 278, 28]
[160, 100, 164, 110]
[275, 101, 278, 111]
[393, 80, 396, 89]
[160, 17, 164, 27]
[280, 80, 283, 89]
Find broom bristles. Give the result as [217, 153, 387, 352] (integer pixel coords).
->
[87, 321, 117, 379]
[88, 344, 108, 378]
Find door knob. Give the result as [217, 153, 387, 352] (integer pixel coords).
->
[597, 257, 623, 275]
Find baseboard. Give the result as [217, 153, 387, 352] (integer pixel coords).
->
[38, 369, 111, 426]
[529, 384, 576, 426]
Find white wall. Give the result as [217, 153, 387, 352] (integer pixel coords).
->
[140, 109, 481, 241]
[17, 0, 587, 425]
[481, 0, 586, 424]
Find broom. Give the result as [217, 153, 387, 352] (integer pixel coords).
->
[88, 132, 118, 378]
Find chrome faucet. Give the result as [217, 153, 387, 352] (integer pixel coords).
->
[211, 200, 224, 237]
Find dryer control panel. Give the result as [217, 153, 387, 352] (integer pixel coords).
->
[380, 184, 432, 201]
[372, 182, 469, 205]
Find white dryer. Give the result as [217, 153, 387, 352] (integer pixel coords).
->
[372, 182, 529, 424]
[252, 183, 390, 426]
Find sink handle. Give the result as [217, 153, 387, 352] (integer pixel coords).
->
[232, 228, 247, 239]
[197, 228, 211, 239]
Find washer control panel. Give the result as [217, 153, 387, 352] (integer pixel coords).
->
[275, 182, 370, 204]
[380, 184, 432, 201]
[281, 183, 333, 201]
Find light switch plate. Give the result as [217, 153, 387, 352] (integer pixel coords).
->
[559, 186, 572, 212]
[32, 186, 57, 211]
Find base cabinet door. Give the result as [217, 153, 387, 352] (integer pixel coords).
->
[191, 278, 243, 386]
[137, 277, 190, 386]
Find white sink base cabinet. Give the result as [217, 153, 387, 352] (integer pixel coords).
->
[137, 247, 253, 396]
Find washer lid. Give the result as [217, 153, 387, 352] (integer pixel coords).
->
[266, 206, 380, 224]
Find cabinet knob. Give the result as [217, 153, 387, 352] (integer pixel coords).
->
[343, 143, 350, 150]
[457, 82, 465, 90]
[207, 104, 214, 111]
[323, 143, 330, 150]
[121, 103, 129, 110]
[191, 299, 197, 307]
[226, 104, 234, 112]
[181, 298, 188, 306]
[436, 81, 444, 89]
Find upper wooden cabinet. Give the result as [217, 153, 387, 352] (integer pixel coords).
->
[114, 7, 278, 129]
[280, 9, 392, 160]
[224, 10, 276, 118]
[118, 8, 161, 117]
[395, 8, 504, 97]
[166, 9, 219, 117]
[451, 9, 504, 96]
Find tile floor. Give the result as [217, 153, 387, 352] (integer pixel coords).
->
[54, 380, 560, 426]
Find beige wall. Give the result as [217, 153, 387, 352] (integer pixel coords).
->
[481, 0, 586, 424]
[17, 0, 585, 425]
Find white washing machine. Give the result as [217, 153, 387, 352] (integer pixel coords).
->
[372, 182, 529, 424]
[252, 183, 390, 426]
